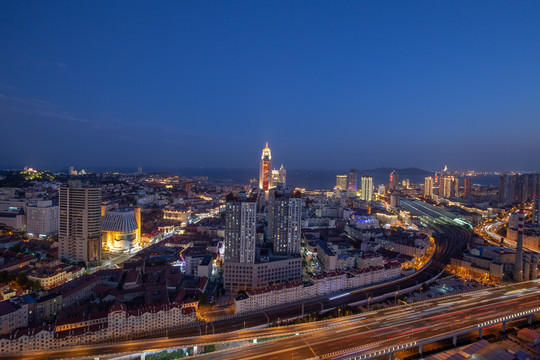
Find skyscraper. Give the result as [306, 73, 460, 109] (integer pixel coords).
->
[272, 164, 287, 188]
[348, 169, 358, 191]
[268, 188, 302, 254]
[360, 175, 373, 202]
[424, 177, 434, 198]
[58, 180, 102, 265]
[278, 164, 286, 188]
[514, 210, 525, 282]
[463, 177, 472, 197]
[259, 142, 272, 191]
[533, 196, 540, 227]
[389, 170, 399, 190]
[499, 174, 540, 206]
[441, 176, 458, 198]
[336, 175, 347, 190]
[224, 195, 256, 264]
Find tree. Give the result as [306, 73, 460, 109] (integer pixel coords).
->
[17, 272, 28, 286]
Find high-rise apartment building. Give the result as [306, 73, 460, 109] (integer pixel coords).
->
[348, 169, 358, 191]
[259, 143, 273, 191]
[268, 188, 302, 254]
[499, 174, 540, 206]
[224, 196, 256, 264]
[26, 200, 59, 237]
[336, 175, 348, 190]
[424, 177, 434, 198]
[533, 196, 540, 227]
[463, 177, 472, 197]
[441, 176, 458, 198]
[58, 181, 102, 265]
[223, 193, 300, 291]
[271, 164, 287, 188]
[360, 175, 373, 202]
[389, 170, 399, 190]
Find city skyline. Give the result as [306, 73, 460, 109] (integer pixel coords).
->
[1, 2, 540, 171]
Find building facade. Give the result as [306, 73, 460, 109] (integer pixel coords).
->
[26, 200, 59, 237]
[360, 175, 373, 202]
[268, 188, 302, 255]
[58, 181, 102, 265]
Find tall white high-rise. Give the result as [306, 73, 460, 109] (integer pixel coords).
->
[259, 142, 273, 191]
[224, 197, 256, 264]
[58, 180, 102, 265]
[268, 188, 302, 254]
[424, 177, 434, 198]
[360, 175, 373, 202]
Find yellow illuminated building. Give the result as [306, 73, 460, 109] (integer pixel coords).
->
[101, 208, 141, 252]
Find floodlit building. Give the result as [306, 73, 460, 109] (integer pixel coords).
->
[336, 175, 348, 190]
[389, 170, 399, 190]
[259, 142, 273, 191]
[360, 175, 373, 202]
[424, 177, 434, 198]
[101, 208, 141, 252]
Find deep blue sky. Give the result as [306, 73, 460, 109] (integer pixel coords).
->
[1, 1, 539, 172]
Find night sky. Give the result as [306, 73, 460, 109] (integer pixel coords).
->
[1, 1, 539, 172]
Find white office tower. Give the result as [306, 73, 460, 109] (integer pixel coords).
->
[224, 198, 256, 264]
[513, 210, 525, 282]
[378, 184, 386, 196]
[424, 177, 434, 198]
[360, 175, 373, 202]
[59, 180, 102, 265]
[268, 189, 302, 254]
[534, 196, 540, 227]
[26, 200, 59, 237]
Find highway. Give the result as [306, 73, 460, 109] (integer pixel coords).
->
[6, 279, 540, 360]
[189, 280, 540, 360]
[483, 221, 540, 254]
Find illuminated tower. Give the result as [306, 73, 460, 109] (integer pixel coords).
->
[361, 175, 373, 202]
[259, 142, 273, 191]
[336, 175, 348, 190]
[424, 177, 434, 198]
[389, 170, 399, 190]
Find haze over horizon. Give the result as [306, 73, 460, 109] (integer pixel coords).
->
[1, 1, 540, 171]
